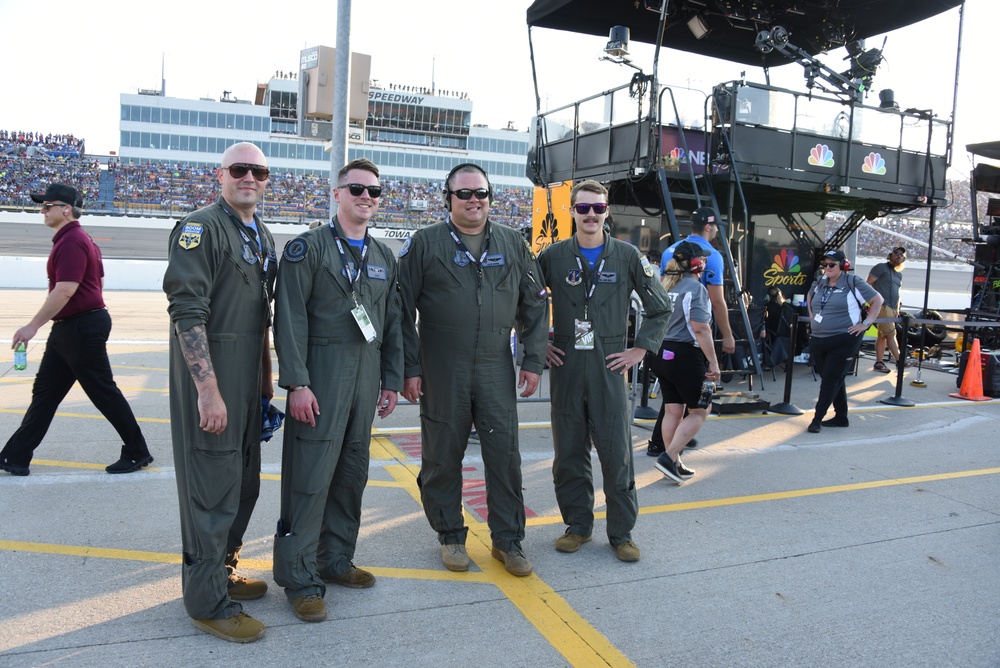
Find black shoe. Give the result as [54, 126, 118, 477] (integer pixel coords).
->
[106, 454, 154, 474]
[654, 453, 695, 483]
[646, 441, 665, 457]
[821, 416, 850, 428]
[807, 421, 822, 433]
[684, 438, 699, 449]
[0, 460, 29, 476]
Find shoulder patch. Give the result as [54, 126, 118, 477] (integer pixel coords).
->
[178, 223, 203, 250]
[640, 256, 655, 277]
[282, 238, 308, 263]
[398, 237, 412, 258]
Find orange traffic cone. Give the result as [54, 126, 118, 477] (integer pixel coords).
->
[949, 337, 991, 402]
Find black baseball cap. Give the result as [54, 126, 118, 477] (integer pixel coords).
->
[823, 249, 847, 264]
[673, 240, 710, 261]
[690, 206, 719, 228]
[30, 184, 83, 207]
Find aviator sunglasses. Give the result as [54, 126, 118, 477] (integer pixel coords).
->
[225, 163, 270, 181]
[452, 188, 490, 200]
[339, 183, 383, 198]
[820, 262, 840, 268]
[573, 202, 608, 214]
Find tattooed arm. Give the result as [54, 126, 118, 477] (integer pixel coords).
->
[178, 324, 227, 434]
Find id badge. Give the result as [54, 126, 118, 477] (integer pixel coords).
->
[574, 319, 595, 350]
[813, 313, 823, 324]
[351, 304, 378, 343]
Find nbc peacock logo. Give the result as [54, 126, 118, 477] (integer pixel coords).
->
[763, 249, 807, 287]
[661, 146, 688, 171]
[807, 144, 835, 168]
[862, 152, 887, 175]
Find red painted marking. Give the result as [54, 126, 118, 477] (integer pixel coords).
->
[387, 436, 538, 519]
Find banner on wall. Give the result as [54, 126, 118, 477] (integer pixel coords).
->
[531, 181, 574, 255]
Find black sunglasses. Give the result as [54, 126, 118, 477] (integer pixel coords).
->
[820, 262, 839, 268]
[339, 183, 383, 198]
[225, 163, 270, 181]
[573, 203, 608, 214]
[452, 188, 490, 200]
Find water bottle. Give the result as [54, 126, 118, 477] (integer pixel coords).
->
[696, 380, 715, 409]
[14, 343, 27, 371]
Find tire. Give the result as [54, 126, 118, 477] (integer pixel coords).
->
[898, 309, 947, 346]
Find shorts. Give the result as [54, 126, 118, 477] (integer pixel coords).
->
[876, 304, 897, 336]
[647, 341, 709, 410]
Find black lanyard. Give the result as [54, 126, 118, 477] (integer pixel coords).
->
[222, 206, 270, 276]
[447, 222, 492, 269]
[330, 222, 369, 306]
[817, 276, 839, 313]
[575, 255, 606, 320]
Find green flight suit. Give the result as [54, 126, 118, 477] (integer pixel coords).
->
[398, 220, 548, 550]
[164, 197, 276, 621]
[538, 234, 671, 545]
[272, 219, 403, 600]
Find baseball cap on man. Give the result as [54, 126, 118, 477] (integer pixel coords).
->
[30, 184, 83, 207]
[690, 206, 719, 228]
[673, 240, 710, 262]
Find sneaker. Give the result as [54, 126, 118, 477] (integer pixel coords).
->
[0, 460, 29, 476]
[291, 594, 327, 623]
[554, 530, 592, 553]
[654, 453, 694, 483]
[441, 544, 470, 572]
[228, 576, 268, 601]
[322, 564, 375, 589]
[684, 438, 699, 449]
[821, 416, 850, 428]
[614, 540, 640, 563]
[873, 361, 891, 374]
[191, 612, 265, 643]
[807, 421, 822, 433]
[105, 453, 154, 474]
[491, 547, 532, 576]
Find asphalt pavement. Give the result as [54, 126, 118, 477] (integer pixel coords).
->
[0, 289, 998, 667]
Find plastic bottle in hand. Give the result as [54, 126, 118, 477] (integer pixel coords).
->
[14, 343, 27, 371]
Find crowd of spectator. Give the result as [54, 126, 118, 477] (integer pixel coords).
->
[1, 130, 86, 159]
[0, 129, 993, 253]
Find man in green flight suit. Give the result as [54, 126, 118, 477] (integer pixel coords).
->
[163, 142, 276, 644]
[539, 179, 672, 562]
[399, 163, 548, 577]
[272, 158, 404, 623]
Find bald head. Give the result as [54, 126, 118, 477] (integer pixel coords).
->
[221, 142, 267, 168]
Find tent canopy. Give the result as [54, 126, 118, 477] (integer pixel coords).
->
[526, 0, 963, 67]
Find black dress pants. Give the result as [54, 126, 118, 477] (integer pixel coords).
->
[1, 309, 148, 467]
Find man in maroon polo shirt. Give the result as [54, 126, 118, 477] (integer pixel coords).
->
[0, 183, 153, 476]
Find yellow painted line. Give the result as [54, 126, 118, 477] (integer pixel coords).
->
[638, 467, 1000, 515]
[27, 459, 161, 473]
[371, 434, 408, 460]
[0, 540, 492, 584]
[0, 408, 170, 424]
[385, 462, 633, 667]
[0, 540, 181, 564]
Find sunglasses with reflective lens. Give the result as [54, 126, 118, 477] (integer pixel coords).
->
[820, 262, 839, 268]
[41, 203, 66, 211]
[225, 163, 270, 181]
[452, 188, 490, 200]
[573, 203, 609, 215]
[340, 183, 383, 198]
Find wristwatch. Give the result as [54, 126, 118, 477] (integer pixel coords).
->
[290, 385, 308, 392]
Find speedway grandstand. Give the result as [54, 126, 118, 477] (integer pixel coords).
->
[0, 128, 983, 261]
